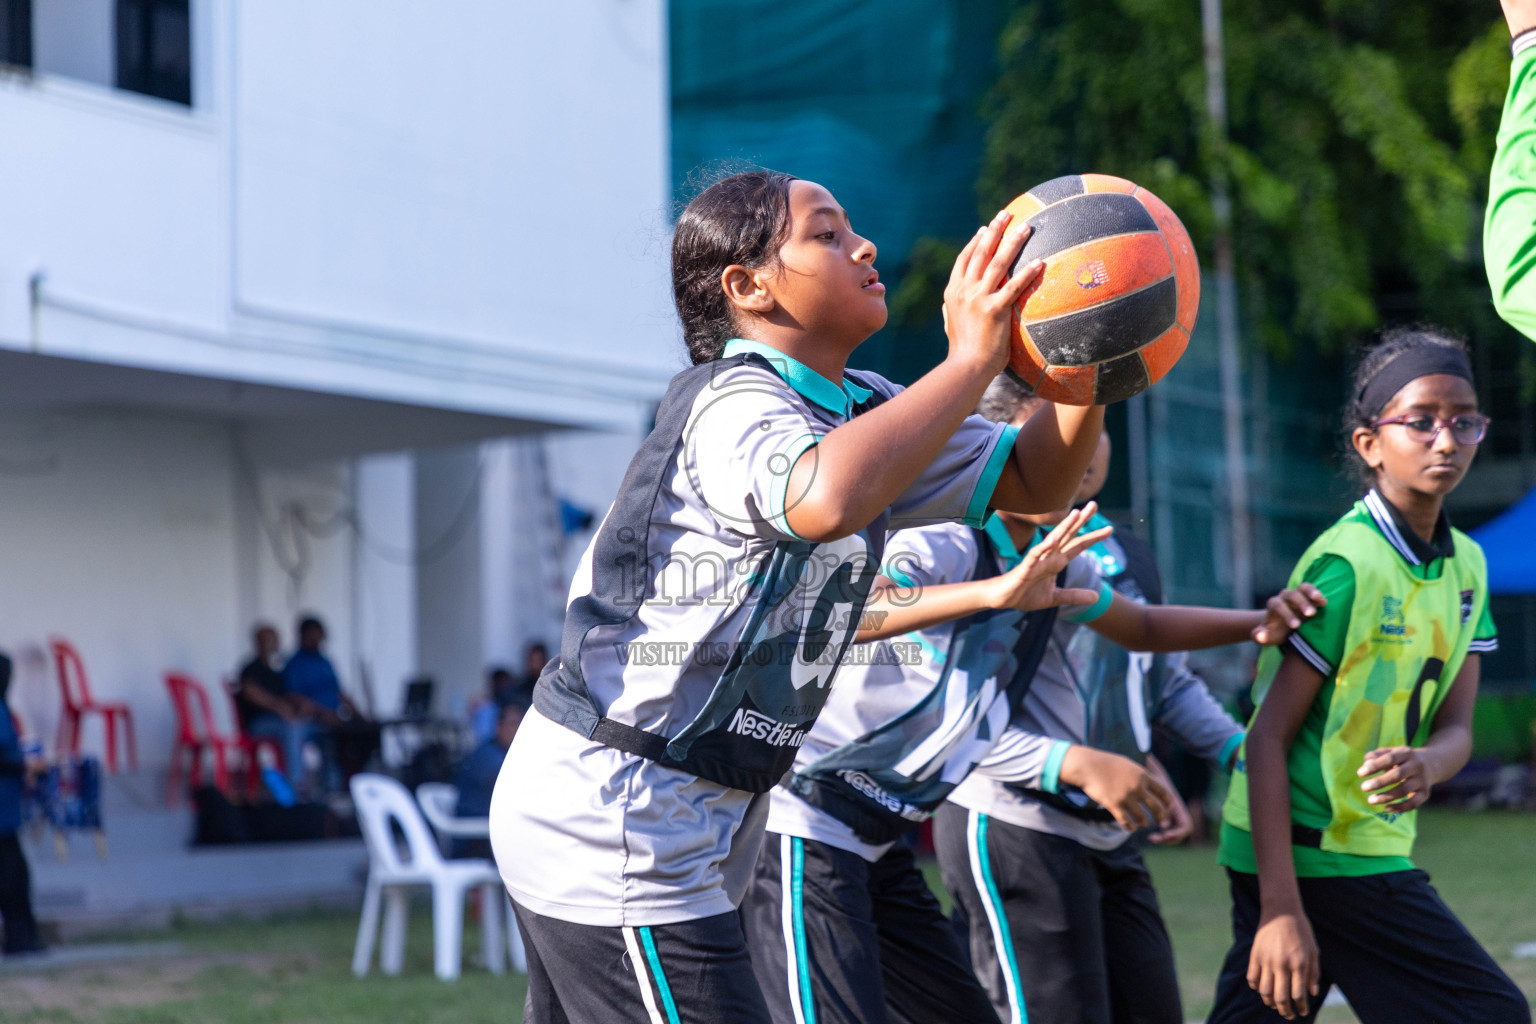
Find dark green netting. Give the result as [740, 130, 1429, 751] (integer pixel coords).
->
[669, 1, 1534, 698]
[671, 0, 1008, 383]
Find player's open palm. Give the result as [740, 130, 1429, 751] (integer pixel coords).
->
[987, 502, 1110, 613]
[1248, 911, 1321, 1020]
[942, 210, 1042, 375]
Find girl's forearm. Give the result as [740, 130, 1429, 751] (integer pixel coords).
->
[1124, 605, 1261, 652]
[1418, 724, 1474, 786]
[785, 355, 995, 541]
[1001, 404, 1106, 513]
[854, 579, 998, 642]
[1248, 730, 1304, 915]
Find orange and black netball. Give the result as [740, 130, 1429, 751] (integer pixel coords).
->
[1003, 174, 1200, 405]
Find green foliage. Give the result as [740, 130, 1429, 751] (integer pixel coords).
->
[893, 0, 1519, 362]
[888, 236, 961, 333]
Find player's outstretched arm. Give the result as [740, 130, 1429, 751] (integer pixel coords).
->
[854, 504, 1108, 643]
[988, 403, 1107, 515]
[783, 214, 1042, 541]
[1486, 0, 1536, 340]
[1504, 0, 1536, 33]
[1357, 655, 1480, 812]
[1084, 586, 1326, 653]
[1245, 650, 1327, 1021]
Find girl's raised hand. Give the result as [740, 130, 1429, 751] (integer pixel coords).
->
[942, 210, 1042, 376]
[1250, 584, 1327, 645]
[986, 502, 1110, 613]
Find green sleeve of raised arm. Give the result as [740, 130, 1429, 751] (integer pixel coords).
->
[1486, 48, 1536, 341]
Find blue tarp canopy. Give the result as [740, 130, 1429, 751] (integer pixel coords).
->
[1470, 485, 1536, 594]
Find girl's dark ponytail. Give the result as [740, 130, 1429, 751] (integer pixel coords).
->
[672, 170, 797, 365]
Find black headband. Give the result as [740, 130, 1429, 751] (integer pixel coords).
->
[1357, 345, 1473, 420]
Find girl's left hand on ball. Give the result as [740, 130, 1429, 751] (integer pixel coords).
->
[1358, 746, 1433, 810]
[1250, 584, 1326, 645]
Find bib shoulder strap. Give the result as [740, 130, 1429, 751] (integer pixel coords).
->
[536, 352, 782, 736]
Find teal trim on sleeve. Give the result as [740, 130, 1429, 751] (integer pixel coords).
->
[963, 423, 1021, 528]
[880, 565, 919, 590]
[1062, 581, 1113, 623]
[1217, 732, 1245, 772]
[637, 927, 682, 1024]
[1040, 740, 1072, 794]
[768, 433, 823, 540]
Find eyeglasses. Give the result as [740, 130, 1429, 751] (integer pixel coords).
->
[1371, 412, 1490, 446]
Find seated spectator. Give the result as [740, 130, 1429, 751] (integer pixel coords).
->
[519, 643, 548, 693]
[280, 616, 365, 796]
[495, 641, 547, 714]
[0, 652, 44, 956]
[237, 624, 326, 799]
[470, 668, 518, 744]
[452, 702, 522, 859]
[283, 616, 356, 720]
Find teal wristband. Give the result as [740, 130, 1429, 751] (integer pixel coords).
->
[1040, 741, 1072, 794]
[1217, 732, 1245, 771]
[1063, 582, 1113, 623]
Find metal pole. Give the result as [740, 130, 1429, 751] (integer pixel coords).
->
[1201, 0, 1254, 608]
[1127, 393, 1151, 541]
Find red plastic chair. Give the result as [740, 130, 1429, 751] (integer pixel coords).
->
[50, 638, 136, 774]
[224, 676, 286, 800]
[163, 672, 283, 805]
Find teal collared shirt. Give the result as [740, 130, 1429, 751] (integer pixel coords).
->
[722, 338, 873, 418]
[982, 513, 1025, 571]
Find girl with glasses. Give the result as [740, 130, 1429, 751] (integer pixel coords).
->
[1208, 328, 1528, 1023]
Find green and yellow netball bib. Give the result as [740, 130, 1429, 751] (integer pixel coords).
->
[1225, 516, 1489, 860]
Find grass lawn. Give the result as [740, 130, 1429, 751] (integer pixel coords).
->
[1, 808, 1531, 1023]
[1146, 807, 1536, 1022]
[0, 905, 527, 1024]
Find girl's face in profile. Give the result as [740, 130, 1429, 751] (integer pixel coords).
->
[764, 180, 888, 347]
[1354, 373, 1481, 501]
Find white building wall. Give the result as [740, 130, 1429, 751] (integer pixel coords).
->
[0, 0, 678, 766]
[353, 452, 418, 719]
[0, 411, 241, 760]
[2, 0, 676, 427]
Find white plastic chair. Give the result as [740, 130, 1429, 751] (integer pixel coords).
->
[350, 773, 505, 981]
[415, 781, 527, 973]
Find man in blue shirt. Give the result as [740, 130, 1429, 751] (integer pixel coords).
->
[280, 616, 359, 796]
[452, 702, 523, 860]
[0, 653, 43, 955]
[283, 617, 346, 714]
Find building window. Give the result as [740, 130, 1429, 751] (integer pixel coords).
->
[0, 0, 31, 69]
[115, 0, 189, 105]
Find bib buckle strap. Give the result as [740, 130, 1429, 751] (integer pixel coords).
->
[1291, 823, 1324, 849]
[591, 717, 671, 763]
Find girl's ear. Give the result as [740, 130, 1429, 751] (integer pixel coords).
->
[722, 265, 775, 316]
[1352, 426, 1383, 473]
